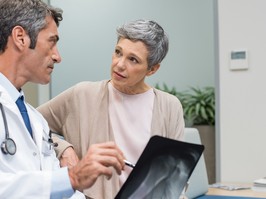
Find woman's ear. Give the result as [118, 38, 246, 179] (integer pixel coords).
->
[11, 26, 29, 50]
[146, 64, 160, 76]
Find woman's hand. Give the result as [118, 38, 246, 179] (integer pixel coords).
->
[60, 147, 79, 168]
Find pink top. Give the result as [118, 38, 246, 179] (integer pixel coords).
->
[108, 82, 155, 185]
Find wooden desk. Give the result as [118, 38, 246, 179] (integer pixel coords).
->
[207, 183, 266, 198]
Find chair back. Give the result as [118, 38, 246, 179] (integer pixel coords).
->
[184, 128, 209, 199]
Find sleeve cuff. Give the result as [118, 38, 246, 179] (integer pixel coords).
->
[51, 167, 74, 199]
[52, 135, 74, 159]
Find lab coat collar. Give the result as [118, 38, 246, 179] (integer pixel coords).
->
[0, 72, 21, 102]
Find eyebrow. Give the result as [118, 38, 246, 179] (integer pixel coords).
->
[128, 51, 142, 63]
[116, 45, 140, 59]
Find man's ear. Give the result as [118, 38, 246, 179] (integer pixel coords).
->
[146, 64, 160, 76]
[11, 26, 29, 50]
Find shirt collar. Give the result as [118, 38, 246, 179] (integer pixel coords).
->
[0, 72, 23, 102]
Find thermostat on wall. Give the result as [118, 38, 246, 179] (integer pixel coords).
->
[230, 49, 248, 70]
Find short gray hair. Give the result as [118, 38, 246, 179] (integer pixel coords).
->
[0, 0, 63, 53]
[116, 19, 169, 70]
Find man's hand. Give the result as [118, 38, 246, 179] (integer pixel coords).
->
[60, 147, 79, 168]
[68, 142, 125, 191]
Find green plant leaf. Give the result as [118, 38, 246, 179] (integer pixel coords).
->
[155, 83, 215, 126]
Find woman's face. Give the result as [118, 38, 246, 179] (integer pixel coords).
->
[111, 38, 155, 94]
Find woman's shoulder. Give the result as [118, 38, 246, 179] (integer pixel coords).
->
[71, 80, 108, 93]
[153, 88, 182, 107]
[154, 88, 178, 100]
[74, 80, 108, 88]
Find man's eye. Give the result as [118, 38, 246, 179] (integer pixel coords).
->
[49, 39, 57, 47]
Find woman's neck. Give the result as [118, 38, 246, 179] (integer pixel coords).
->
[109, 80, 151, 95]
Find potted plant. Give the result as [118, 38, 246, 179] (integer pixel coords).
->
[155, 83, 216, 184]
[155, 83, 215, 127]
[176, 86, 215, 127]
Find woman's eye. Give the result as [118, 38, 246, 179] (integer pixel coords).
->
[115, 49, 121, 56]
[129, 57, 138, 63]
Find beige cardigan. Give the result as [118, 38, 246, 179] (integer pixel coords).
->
[37, 80, 184, 199]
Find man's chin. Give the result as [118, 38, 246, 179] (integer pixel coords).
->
[33, 78, 51, 85]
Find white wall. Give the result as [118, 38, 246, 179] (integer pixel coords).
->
[217, 0, 266, 182]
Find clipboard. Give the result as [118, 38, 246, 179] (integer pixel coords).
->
[115, 135, 205, 199]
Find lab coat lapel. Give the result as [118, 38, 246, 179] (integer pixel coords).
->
[0, 90, 36, 144]
[27, 105, 49, 153]
[0, 90, 19, 114]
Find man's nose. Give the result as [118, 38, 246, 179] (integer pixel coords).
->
[52, 47, 62, 63]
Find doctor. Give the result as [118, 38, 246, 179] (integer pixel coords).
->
[0, 0, 125, 198]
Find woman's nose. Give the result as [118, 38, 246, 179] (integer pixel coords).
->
[116, 57, 126, 70]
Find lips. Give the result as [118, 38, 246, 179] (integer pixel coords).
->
[47, 65, 54, 73]
[48, 64, 54, 70]
[114, 71, 126, 78]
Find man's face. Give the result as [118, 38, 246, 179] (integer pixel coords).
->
[24, 16, 61, 84]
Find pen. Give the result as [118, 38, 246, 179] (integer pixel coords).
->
[124, 160, 135, 168]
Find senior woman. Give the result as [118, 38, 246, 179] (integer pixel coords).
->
[37, 19, 185, 199]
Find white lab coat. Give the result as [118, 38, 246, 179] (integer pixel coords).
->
[0, 86, 85, 199]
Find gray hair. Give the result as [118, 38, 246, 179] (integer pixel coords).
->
[116, 19, 169, 70]
[0, 0, 63, 53]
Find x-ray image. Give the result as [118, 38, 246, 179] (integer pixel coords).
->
[115, 136, 204, 199]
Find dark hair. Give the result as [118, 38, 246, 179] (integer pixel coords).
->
[0, 0, 63, 53]
[116, 19, 169, 69]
